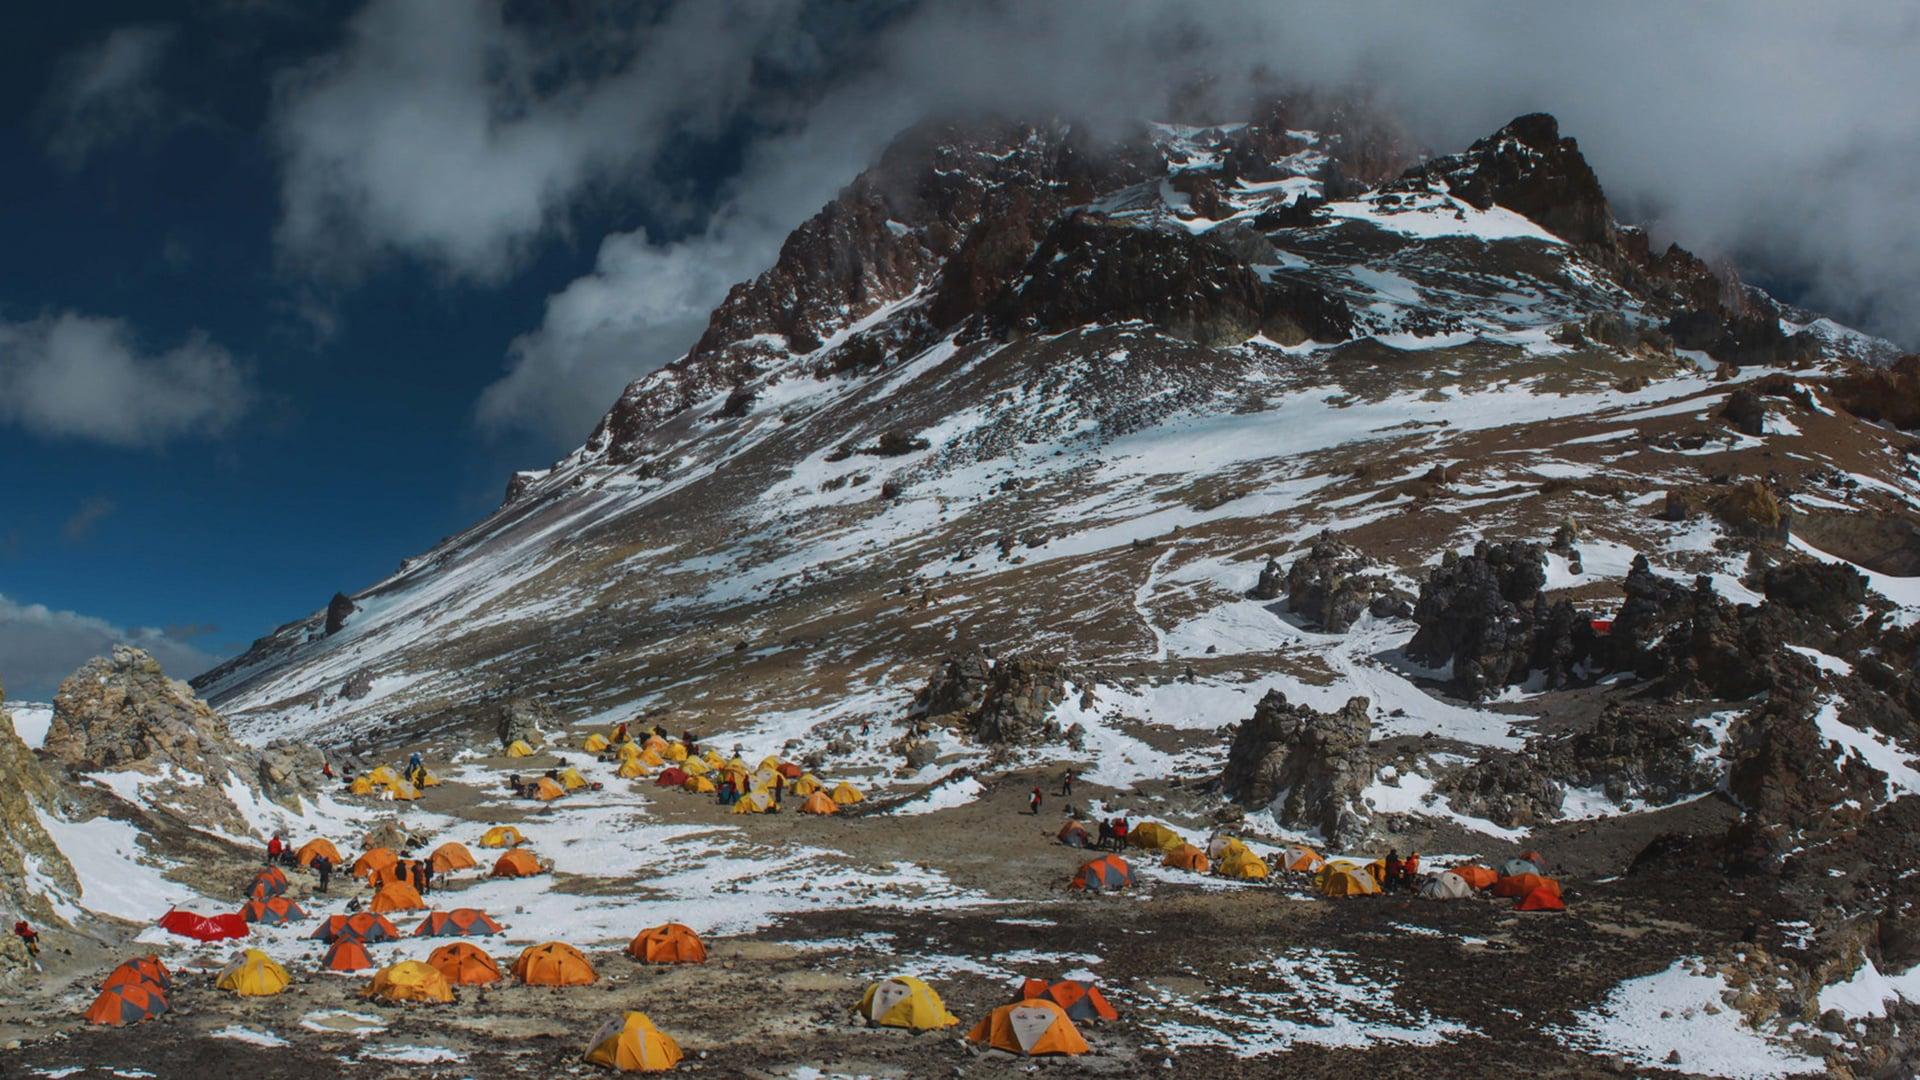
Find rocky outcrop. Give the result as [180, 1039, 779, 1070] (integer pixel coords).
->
[493, 696, 551, 750]
[0, 684, 80, 957]
[1665, 304, 1819, 370]
[916, 649, 1071, 746]
[919, 648, 994, 720]
[1283, 535, 1386, 633]
[1831, 354, 1920, 430]
[1221, 690, 1372, 848]
[1407, 541, 1591, 699]
[324, 592, 356, 636]
[1389, 113, 1614, 250]
[1248, 557, 1287, 601]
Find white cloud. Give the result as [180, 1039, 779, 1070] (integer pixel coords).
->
[0, 594, 221, 702]
[40, 24, 176, 168]
[0, 312, 253, 447]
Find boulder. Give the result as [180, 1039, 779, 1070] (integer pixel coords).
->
[1248, 557, 1286, 602]
[1722, 388, 1768, 436]
[256, 740, 329, 805]
[324, 592, 356, 636]
[918, 648, 994, 720]
[1284, 535, 1382, 632]
[1220, 690, 1373, 848]
[363, 817, 425, 855]
[972, 655, 1071, 746]
[44, 645, 238, 775]
[494, 696, 551, 750]
[1406, 541, 1558, 699]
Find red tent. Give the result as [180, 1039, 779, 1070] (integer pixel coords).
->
[156, 908, 249, 942]
[654, 767, 689, 787]
[1517, 886, 1566, 912]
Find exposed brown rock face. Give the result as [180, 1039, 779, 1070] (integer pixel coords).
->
[493, 696, 551, 750]
[0, 684, 80, 953]
[1284, 535, 1384, 633]
[1831, 354, 1920, 430]
[917, 648, 1071, 746]
[1220, 690, 1372, 848]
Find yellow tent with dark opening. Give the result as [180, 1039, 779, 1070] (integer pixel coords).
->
[680, 756, 709, 776]
[683, 775, 716, 794]
[216, 949, 290, 997]
[348, 775, 376, 796]
[583, 1011, 682, 1072]
[363, 960, 454, 1004]
[506, 739, 534, 758]
[730, 790, 773, 814]
[616, 741, 644, 763]
[830, 781, 865, 805]
[663, 743, 689, 762]
[855, 976, 957, 1030]
[583, 733, 610, 753]
[617, 759, 648, 779]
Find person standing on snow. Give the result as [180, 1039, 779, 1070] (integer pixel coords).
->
[314, 854, 333, 894]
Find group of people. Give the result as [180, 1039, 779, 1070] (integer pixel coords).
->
[1381, 849, 1423, 891]
[266, 832, 336, 892]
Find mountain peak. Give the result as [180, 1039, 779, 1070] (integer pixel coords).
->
[1391, 111, 1615, 249]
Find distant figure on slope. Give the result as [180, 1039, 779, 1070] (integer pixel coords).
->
[265, 834, 284, 866]
[1058, 769, 1075, 797]
[314, 854, 333, 894]
[1028, 787, 1043, 816]
[13, 919, 39, 960]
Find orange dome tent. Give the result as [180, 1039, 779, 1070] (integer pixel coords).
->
[102, 956, 172, 994]
[1016, 978, 1118, 1023]
[1492, 873, 1560, 900]
[370, 881, 428, 914]
[247, 866, 289, 899]
[413, 909, 503, 938]
[531, 776, 567, 801]
[295, 838, 342, 868]
[310, 912, 402, 944]
[428, 941, 503, 986]
[626, 923, 706, 965]
[363, 960, 455, 1004]
[777, 762, 802, 779]
[322, 939, 375, 973]
[492, 849, 543, 878]
[513, 942, 596, 986]
[1069, 854, 1133, 892]
[799, 791, 838, 815]
[84, 981, 168, 1026]
[1057, 820, 1092, 848]
[429, 842, 478, 874]
[238, 896, 309, 925]
[967, 998, 1089, 1056]
[1517, 885, 1566, 912]
[368, 859, 421, 890]
[583, 1011, 682, 1072]
[1163, 844, 1210, 873]
[352, 847, 399, 880]
[1449, 864, 1499, 890]
[1280, 844, 1326, 873]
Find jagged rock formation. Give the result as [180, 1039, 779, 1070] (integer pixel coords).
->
[1390, 112, 1615, 251]
[1406, 541, 1589, 699]
[1220, 690, 1372, 847]
[0, 684, 80, 974]
[1283, 534, 1387, 632]
[915, 648, 1071, 746]
[1248, 557, 1286, 602]
[919, 648, 994, 720]
[493, 696, 551, 750]
[324, 592, 356, 636]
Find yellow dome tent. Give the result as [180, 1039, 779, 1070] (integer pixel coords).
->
[680, 756, 710, 776]
[1316, 862, 1381, 897]
[830, 781, 865, 806]
[855, 976, 957, 1030]
[215, 949, 291, 997]
[416, 769, 442, 787]
[615, 741, 644, 763]
[1206, 836, 1249, 861]
[363, 960, 454, 1004]
[790, 774, 823, 797]
[730, 790, 774, 814]
[642, 735, 669, 755]
[368, 766, 399, 786]
[1129, 822, 1183, 852]
[1216, 848, 1270, 881]
[348, 775, 376, 796]
[702, 749, 723, 766]
[559, 766, 589, 791]
[583, 733, 611, 753]
[478, 825, 524, 848]
[799, 791, 837, 815]
[505, 739, 535, 758]
[757, 755, 782, 773]
[617, 759, 648, 780]
[724, 757, 748, 773]
[683, 775, 716, 794]
[583, 1011, 682, 1072]
[663, 743, 689, 762]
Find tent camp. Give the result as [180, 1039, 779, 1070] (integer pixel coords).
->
[855, 976, 957, 1029]
[506, 739, 535, 758]
[627, 923, 706, 965]
[84, 981, 168, 1025]
[583, 1011, 682, 1072]
[1315, 863, 1381, 897]
[238, 897, 308, 925]
[1015, 978, 1118, 1023]
[493, 849, 543, 878]
[216, 949, 291, 997]
[1420, 872, 1475, 900]
[429, 842, 478, 874]
[1129, 822, 1182, 852]
[968, 999, 1089, 1057]
[311, 912, 401, 944]
[322, 940, 375, 973]
[363, 960, 455, 1004]
[1069, 855, 1134, 892]
[352, 848, 399, 880]
[799, 791, 837, 815]
[413, 909, 504, 937]
[478, 825, 525, 848]
[1280, 845, 1326, 874]
[830, 781, 865, 805]
[1163, 844, 1210, 873]
[294, 838, 342, 868]
[1058, 820, 1092, 848]
[513, 942, 596, 986]
[429, 941, 502, 986]
[370, 882, 428, 914]
[157, 909, 248, 942]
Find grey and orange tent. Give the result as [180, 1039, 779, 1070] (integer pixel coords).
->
[84, 980, 168, 1026]
[1517, 885, 1566, 912]
[352, 847, 399, 880]
[492, 849, 543, 878]
[102, 956, 172, 994]
[370, 881, 427, 914]
[294, 837, 342, 868]
[247, 866, 289, 899]
[654, 767, 689, 788]
[322, 939, 375, 972]
[413, 909, 504, 937]
[238, 896, 309, 925]
[428, 941, 503, 986]
[967, 998, 1089, 1056]
[1016, 978, 1118, 1023]
[1057, 820, 1092, 848]
[310, 912, 402, 944]
[512, 942, 596, 986]
[626, 923, 706, 965]
[1069, 854, 1133, 892]
[428, 842, 478, 874]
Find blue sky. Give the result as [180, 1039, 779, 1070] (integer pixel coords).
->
[2, 2, 1915, 701]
